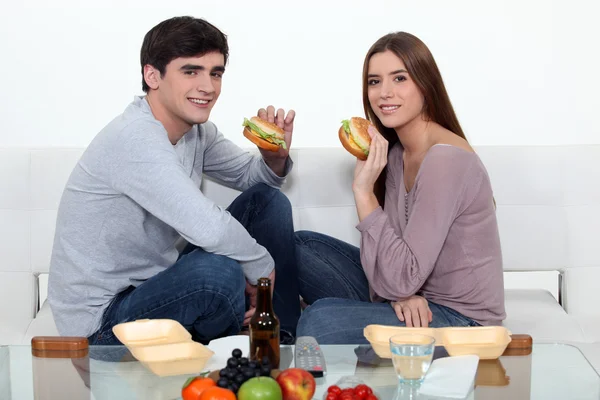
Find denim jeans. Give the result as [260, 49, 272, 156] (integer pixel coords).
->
[294, 230, 479, 344]
[88, 183, 301, 345]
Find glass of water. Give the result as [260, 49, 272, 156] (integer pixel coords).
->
[389, 334, 435, 385]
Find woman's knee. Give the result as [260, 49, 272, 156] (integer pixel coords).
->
[294, 231, 324, 272]
[297, 298, 338, 332]
[294, 231, 348, 272]
[294, 231, 343, 253]
[295, 230, 321, 245]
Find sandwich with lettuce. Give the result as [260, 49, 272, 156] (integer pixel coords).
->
[242, 117, 287, 152]
[339, 117, 372, 160]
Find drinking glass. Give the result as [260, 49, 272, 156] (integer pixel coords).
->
[389, 334, 435, 385]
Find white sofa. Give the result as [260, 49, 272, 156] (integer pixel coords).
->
[1, 145, 600, 370]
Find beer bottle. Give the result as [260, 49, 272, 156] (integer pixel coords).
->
[249, 277, 280, 369]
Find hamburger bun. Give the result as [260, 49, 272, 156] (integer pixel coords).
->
[243, 127, 280, 152]
[242, 116, 287, 152]
[339, 117, 372, 160]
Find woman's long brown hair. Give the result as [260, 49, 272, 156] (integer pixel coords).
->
[362, 32, 466, 207]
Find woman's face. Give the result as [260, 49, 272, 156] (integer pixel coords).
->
[367, 50, 425, 130]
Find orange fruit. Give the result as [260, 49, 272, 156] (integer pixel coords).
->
[181, 377, 216, 400]
[198, 386, 237, 400]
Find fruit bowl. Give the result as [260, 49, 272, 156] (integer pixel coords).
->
[204, 335, 250, 373]
[193, 347, 316, 400]
[204, 346, 279, 396]
[207, 369, 281, 381]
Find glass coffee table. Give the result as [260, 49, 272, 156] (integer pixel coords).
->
[1, 343, 598, 399]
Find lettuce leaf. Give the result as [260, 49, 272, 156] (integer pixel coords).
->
[243, 118, 287, 150]
[341, 119, 368, 156]
[341, 119, 351, 135]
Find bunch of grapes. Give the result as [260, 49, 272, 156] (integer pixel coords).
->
[216, 348, 272, 394]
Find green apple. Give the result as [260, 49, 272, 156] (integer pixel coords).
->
[237, 377, 283, 400]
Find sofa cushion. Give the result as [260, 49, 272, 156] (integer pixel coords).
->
[572, 317, 600, 343]
[3, 146, 599, 348]
[0, 318, 31, 345]
[0, 272, 36, 345]
[17, 290, 587, 344]
[23, 301, 59, 343]
[503, 289, 587, 343]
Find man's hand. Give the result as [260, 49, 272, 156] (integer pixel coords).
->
[243, 269, 276, 326]
[257, 105, 295, 176]
[391, 295, 433, 327]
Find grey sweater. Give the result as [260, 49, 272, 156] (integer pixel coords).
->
[48, 96, 290, 337]
[357, 144, 506, 325]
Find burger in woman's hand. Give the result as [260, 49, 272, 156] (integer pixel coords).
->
[339, 117, 372, 160]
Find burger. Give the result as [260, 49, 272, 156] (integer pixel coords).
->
[242, 117, 287, 152]
[339, 117, 372, 160]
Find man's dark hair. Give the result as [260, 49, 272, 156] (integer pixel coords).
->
[140, 16, 229, 92]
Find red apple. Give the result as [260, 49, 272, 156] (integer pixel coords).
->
[275, 368, 316, 400]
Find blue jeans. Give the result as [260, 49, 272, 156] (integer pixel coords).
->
[88, 183, 301, 345]
[294, 231, 479, 344]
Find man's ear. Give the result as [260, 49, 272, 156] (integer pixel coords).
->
[143, 65, 160, 90]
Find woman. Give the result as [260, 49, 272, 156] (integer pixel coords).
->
[295, 32, 505, 344]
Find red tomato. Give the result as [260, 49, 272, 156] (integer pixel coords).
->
[355, 384, 372, 395]
[325, 394, 338, 400]
[354, 386, 368, 399]
[328, 385, 342, 395]
[366, 394, 378, 400]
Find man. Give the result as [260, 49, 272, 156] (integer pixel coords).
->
[48, 16, 300, 345]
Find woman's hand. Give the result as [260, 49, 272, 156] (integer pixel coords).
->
[352, 126, 388, 196]
[391, 295, 433, 327]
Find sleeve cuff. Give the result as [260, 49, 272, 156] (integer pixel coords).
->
[356, 206, 385, 232]
[244, 257, 275, 285]
[261, 156, 294, 185]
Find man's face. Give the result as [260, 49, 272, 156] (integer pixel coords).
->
[151, 52, 225, 130]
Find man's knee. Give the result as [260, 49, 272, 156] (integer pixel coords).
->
[204, 253, 245, 294]
[185, 253, 246, 325]
[177, 250, 246, 295]
[268, 186, 292, 212]
[247, 182, 276, 196]
[248, 183, 292, 213]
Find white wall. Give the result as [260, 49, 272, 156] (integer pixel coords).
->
[0, 0, 598, 148]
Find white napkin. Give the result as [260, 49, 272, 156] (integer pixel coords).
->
[418, 355, 479, 399]
[203, 335, 249, 372]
